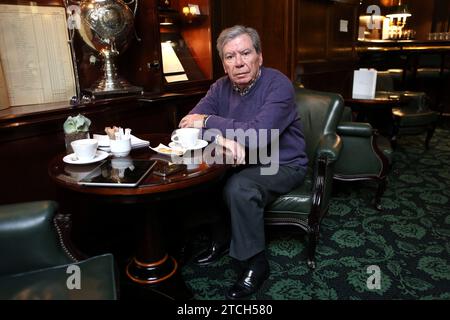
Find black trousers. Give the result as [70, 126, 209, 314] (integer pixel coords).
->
[222, 165, 306, 261]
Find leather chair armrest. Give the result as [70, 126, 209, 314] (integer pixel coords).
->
[337, 122, 374, 137]
[0, 254, 117, 300]
[316, 133, 342, 163]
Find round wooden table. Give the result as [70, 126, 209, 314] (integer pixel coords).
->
[48, 133, 227, 299]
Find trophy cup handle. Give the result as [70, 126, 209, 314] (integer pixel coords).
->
[125, 0, 141, 42]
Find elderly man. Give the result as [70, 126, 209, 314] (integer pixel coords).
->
[179, 25, 308, 299]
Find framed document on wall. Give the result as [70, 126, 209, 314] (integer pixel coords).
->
[0, 4, 76, 108]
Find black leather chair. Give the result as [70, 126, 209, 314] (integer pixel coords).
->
[264, 87, 343, 269]
[376, 71, 438, 149]
[333, 107, 393, 210]
[0, 201, 118, 300]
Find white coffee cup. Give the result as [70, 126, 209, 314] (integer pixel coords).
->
[110, 138, 131, 157]
[71, 139, 98, 161]
[171, 128, 200, 149]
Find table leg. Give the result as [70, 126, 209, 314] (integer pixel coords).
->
[125, 207, 192, 300]
[126, 212, 177, 284]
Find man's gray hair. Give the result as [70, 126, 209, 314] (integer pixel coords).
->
[216, 25, 261, 60]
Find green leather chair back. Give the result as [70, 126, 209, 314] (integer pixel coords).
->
[0, 201, 72, 276]
[295, 88, 344, 163]
[0, 201, 118, 300]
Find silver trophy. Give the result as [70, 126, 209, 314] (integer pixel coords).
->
[78, 0, 142, 98]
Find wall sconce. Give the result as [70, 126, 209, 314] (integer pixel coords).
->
[181, 5, 201, 24]
[182, 4, 200, 15]
[182, 6, 199, 16]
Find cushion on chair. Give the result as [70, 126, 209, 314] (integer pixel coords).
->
[0, 254, 117, 300]
[266, 167, 313, 216]
[392, 108, 438, 127]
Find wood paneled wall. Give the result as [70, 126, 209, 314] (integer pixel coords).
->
[296, 0, 359, 97]
[215, 0, 295, 79]
[215, 0, 359, 97]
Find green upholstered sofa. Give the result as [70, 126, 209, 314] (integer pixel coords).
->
[0, 201, 118, 300]
[265, 87, 344, 269]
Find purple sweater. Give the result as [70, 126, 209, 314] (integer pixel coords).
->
[190, 67, 308, 169]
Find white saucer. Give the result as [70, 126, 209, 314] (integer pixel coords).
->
[169, 139, 208, 151]
[63, 150, 109, 165]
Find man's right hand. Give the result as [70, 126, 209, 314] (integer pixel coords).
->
[179, 114, 207, 128]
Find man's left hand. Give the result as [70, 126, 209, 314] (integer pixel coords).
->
[179, 114, 206, 128]
[216, 135, 246, 165]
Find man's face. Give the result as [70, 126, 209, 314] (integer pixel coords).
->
[222, 34, 263, 89]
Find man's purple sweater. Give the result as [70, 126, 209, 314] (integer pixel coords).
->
[190, 67, 308, 169]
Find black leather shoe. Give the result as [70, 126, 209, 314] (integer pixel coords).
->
[193, 242, 229, 266]
[225, 266, 269, 300]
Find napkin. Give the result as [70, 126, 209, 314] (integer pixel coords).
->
[129, 135, 150, 149]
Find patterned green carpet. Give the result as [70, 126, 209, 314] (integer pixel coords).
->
[181, 127, 450, 300]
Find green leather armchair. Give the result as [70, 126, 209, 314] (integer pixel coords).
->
[0, 201, 118, 300]
[391, 92, 438, 150]
[377, 71, 438, 149]
[265, 88, 343, 269]
[334, 107, 393, 210]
